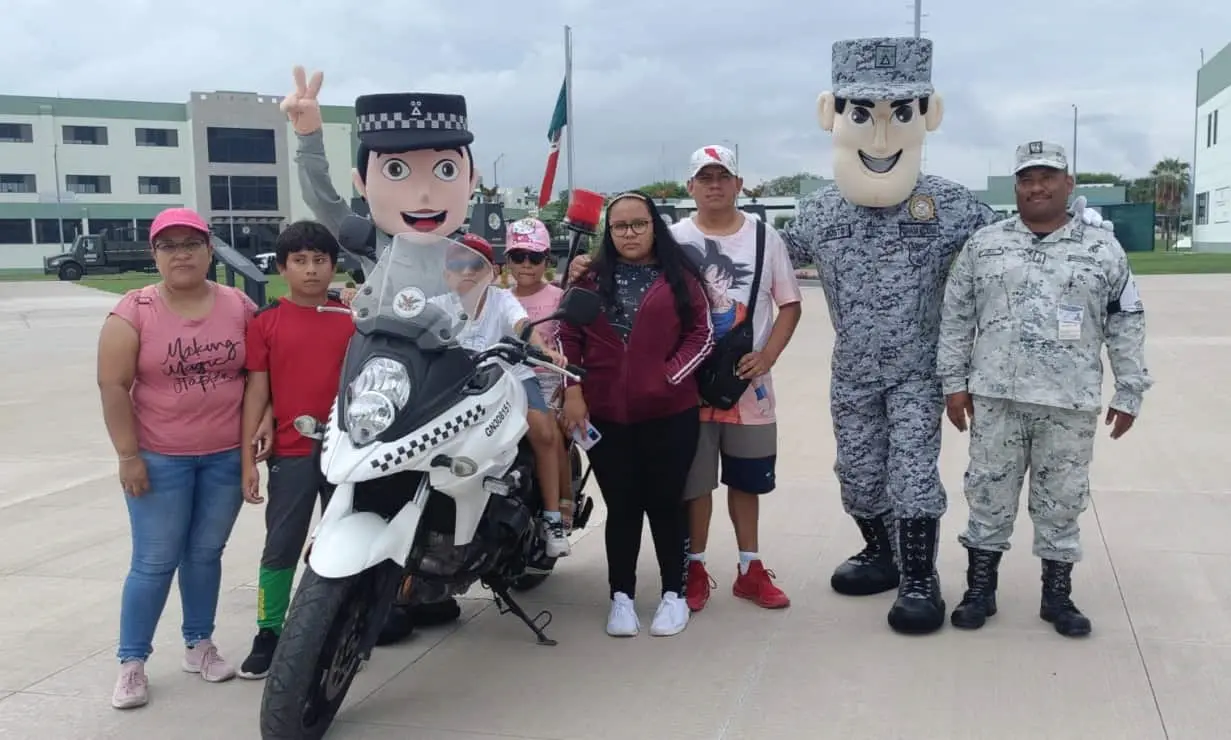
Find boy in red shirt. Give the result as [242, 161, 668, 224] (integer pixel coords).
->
[237, 221, 354, 679]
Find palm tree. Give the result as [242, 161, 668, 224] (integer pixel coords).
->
[1150, 158, 1190, 249]
[742, 184, 767, 203]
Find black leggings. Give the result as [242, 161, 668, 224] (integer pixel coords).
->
[586, 407, 700, 600]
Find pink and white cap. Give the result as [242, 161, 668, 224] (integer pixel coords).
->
[505, 217, 551, 253]
[149, 207, 210, 243]
[688, 145, 739, 179]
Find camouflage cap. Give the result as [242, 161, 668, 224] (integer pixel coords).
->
[831, 37, 934, 100]
[1014, 140, 1069, 174]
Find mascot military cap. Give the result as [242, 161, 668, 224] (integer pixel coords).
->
[831, 37, 934, 100]
[354, 92, 474, 151]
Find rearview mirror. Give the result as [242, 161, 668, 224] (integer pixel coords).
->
[556, 287, 601, 326]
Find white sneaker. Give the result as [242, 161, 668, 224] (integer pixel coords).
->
[606, 592, 640, 637]
[541, 516, 571, 558]
[649, 592, 690, 637]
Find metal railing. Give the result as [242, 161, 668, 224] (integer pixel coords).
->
[209, 236, 270, 306]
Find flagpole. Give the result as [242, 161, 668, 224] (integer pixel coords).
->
[564, 25, 575, 197]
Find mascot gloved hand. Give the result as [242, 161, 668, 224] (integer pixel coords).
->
[1071, 195, 1115, 232]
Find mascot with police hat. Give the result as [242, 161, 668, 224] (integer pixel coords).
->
[783, 38, 1112, 635]
[280, 66, 480, 643]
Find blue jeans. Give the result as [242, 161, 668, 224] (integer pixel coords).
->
[117, 448, 244, 663]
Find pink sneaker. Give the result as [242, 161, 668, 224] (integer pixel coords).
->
[111, 661, 148, 709]
[182, 639, 236, 683]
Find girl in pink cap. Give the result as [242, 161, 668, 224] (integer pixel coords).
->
[97, 207, 264, 709]
[505, 218, 574, 526]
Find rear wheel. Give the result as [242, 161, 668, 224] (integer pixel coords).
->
[259, 564, 397, 740]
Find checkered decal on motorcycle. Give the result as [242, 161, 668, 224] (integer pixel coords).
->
[370, 404, 487, 472]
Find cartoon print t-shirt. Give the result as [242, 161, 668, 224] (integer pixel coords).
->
[111, 283, 256, 456]
[671, 215, 802, 425]
[605, 262, 662, 342]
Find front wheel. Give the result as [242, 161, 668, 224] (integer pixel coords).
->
[259, 564, 397, 740]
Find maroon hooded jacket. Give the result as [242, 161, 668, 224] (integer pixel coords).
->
[559, 271, 713, 425]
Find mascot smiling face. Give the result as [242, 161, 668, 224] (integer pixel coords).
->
[817, 37, 945, 208]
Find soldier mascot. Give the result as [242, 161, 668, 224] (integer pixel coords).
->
[279, 66, 480, 643]
[783, 38, 1111, 635]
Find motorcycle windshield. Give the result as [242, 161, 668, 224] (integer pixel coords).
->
[352, 232, 494, 348]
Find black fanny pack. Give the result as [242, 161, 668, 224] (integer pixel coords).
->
[695, 221, 765, 410]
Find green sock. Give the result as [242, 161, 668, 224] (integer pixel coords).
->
[257, 566, 296, 634]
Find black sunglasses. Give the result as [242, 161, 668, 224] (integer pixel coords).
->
[507, 251, 547, 265]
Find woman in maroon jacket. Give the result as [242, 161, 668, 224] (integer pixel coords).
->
[560, 191, 714, 639]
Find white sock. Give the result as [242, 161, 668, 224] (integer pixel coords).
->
[738, 551, 759, 575]
[687, 552, 705, 563]
[543, 510, 562, 523]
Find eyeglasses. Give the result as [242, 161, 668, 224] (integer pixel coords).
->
[446, 256, 488, 273]
[153, 238, 207, 255]
[507, 251, 547, 265]
[610, 219, 651, 237]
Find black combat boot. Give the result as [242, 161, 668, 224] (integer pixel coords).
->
[950, 547, 1003, 630]
[1040, 560, 1092, 637]
[887, 517, 946, 635]
[831, 512, 900, 596]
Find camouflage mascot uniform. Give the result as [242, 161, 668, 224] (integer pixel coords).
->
[782, 38, 1112, 635]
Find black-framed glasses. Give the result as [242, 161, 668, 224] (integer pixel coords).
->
[507, 251, 547, 265]
[610, 219, 651, 237]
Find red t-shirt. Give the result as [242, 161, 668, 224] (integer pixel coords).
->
[245, 298, 354, 457]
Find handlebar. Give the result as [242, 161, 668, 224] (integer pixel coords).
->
[477, 339, 585, 383]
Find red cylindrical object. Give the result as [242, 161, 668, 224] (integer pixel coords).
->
[564, 188, 605, 235]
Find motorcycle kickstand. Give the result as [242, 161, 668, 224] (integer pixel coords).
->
[486, 580, 557, 646]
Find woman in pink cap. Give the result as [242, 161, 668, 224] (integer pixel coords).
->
[97, 207, 261, 709]
[505, 218, 574, 527]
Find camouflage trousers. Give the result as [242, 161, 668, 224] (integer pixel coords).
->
[958, 396, 1098, 563]
[830, 377, 946, 520]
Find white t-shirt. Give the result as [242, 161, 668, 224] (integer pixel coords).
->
[434, 287, 535, 381]
[671, 214, 802, 425]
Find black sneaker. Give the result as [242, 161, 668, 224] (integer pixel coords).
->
[237, 628, 278, 680]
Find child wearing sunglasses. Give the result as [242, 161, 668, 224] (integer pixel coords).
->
[443, 232, 572, 557]
[504, 218, 575, 527]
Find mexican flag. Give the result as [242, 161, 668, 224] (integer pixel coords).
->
[537, 79, 567, 209]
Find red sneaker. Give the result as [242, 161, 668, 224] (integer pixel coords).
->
[733, 561, 791, 609]
[685, 560, 715, 612]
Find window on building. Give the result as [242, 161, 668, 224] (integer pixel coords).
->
[34, 218, 80, 244]
[0, 123, 33, 143]
[134, 127, 179, 147]
[0, 219, 33, 245]
[89, 218, 136, 237]
[1215, 109, 1220, 147]
[62, 125, 108, 145]
[138, 176, 182, 195]
[135, 219, 155, 241]
[1196, 191, 1209, 225]
[0, 174, 36, 193]
[66, 175, 112, 194]
[206, 127, 276, 164]
[209, 175, 278, 211]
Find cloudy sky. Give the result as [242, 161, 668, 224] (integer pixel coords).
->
[4, 0, 1228, 194]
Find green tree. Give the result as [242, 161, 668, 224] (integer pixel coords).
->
[1151, 158, 1190, 249]
[1075, 172, 1127, 186]
[742, 183, 767, 202]
[635, 180, 688, 201]
[761, 172, 822, 197]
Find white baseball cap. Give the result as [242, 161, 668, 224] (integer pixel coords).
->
[688, 145, 739, 179]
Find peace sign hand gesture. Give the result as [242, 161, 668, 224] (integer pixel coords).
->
[281, 66, 324, 135]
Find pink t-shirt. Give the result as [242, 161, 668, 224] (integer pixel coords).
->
[671, 215, 803, 425]
[513, 283, 564, 349]
[110, 283, 257, 455]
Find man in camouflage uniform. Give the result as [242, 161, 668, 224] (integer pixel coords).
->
[937, 141, 1151, 638]
[782, 37, 1111, 636]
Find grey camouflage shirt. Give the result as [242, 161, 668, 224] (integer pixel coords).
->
[936, 216, 1153, 415]
[782, 175, 998, 383]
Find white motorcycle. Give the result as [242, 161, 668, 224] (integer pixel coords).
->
[259, 232, 601, 740]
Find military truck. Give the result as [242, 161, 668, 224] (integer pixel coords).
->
[43, 227, 154, 281]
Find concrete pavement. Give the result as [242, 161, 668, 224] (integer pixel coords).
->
[0, 276, 1226, 739]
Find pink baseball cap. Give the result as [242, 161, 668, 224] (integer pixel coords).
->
[688, 145, 739, 179]
[149, 207, 210, 243]
[505, 218, 551, 253]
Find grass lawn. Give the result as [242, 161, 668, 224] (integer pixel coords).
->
[1125, 250, 1231, 275]
[0, 268, 292, 299]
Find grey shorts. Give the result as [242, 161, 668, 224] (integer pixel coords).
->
[522, 378, 549, 412]
[683, 422, 778, 501]
[262, 455, 331, 570]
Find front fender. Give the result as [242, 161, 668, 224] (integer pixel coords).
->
[308, 482, 425, 579]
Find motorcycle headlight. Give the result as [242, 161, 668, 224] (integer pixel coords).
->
[345, 358, 411, 446]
